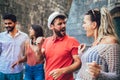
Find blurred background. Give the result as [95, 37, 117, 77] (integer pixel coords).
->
[0, 0, 120, 46]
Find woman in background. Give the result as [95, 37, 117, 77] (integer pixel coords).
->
[76, 7, 120, 80]
[12, 24, 45, 80]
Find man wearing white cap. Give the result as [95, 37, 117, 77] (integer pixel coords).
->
[42, 11, 81, 80]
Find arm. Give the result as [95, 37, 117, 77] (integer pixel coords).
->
[87, 44, 120, 80]
[98, 44, 120, 80]
[35, 37, 45, 61]
[61, 55, 81, 73]
[11, 39, 29, 68]
[78, 44, 86, 56]
[11, 55, 27, 68]
[49, 55, 81, 79]
[98, 71, 120, 80]
[88, 62, 120, 80]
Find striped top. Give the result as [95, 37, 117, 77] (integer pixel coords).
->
[76, 44, 120, 80]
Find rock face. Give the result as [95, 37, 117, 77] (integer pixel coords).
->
[0, 0, 72, 36]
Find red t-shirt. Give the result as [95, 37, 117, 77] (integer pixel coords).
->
[42, 35, 79, 80]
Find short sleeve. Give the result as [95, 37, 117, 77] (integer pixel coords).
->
[71, 38, 80, 55]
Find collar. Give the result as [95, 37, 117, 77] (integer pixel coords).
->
[5, 30, 21, 37]
[52, 35, 67, 42]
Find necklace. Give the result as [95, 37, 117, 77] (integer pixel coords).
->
[33, 42, 37, 45]
[30, 39, 37, 45]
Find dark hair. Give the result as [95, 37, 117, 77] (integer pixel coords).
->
[51, 15, 66, 25]
[85, 9, 101, 27]
[31, 24, 44, 38]
[3, 13, 17, 22]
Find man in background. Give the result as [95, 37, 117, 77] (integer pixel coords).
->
[0, 13, 28, 80]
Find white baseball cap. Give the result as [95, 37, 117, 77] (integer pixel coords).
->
[47, 11, 66, 29]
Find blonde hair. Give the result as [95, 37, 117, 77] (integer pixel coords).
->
[97, 7, 120, 43]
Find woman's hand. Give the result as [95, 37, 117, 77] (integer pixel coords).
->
[78, 44, 86, 54]
[87, 61, 101, 78]
[36, 37, 45, 48]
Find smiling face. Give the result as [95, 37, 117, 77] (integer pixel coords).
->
[4, 19, 16, 32]
[51, 18, 66, 37]
[82, 15, 95, 37]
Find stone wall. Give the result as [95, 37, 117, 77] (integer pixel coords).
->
[0, 0, 119, 44]
[0, 0, 72, 36]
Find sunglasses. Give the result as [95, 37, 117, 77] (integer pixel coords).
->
[91, 10, 96, 19]
[91, 9, 99, 21]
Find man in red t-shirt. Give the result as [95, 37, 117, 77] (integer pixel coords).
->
[42, 12, 81, 80]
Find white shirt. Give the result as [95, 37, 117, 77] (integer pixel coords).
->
[0, 31, 28, 73]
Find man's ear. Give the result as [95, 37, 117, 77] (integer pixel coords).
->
[15, 21, 17, 24]
[49, 24, 54, 30]
[14, 22, 18, 28]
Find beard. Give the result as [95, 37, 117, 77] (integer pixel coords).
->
[54, 27, 66, 37]
[5, 26, 15, 33]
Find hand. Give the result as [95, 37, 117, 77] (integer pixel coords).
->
[87, 61, 101, 78]
[11, 61, 19, 69]
[78, 44, 86, 54]
[49, 68, 63, 80]
[36, 37, 45, 45]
